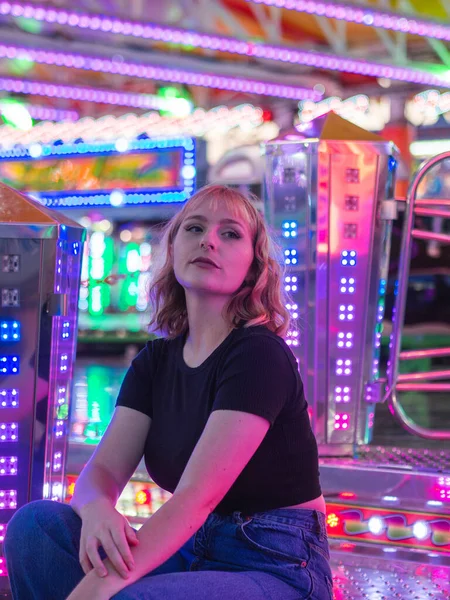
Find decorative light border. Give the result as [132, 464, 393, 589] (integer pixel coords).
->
[19, 103, 79, 122]
[0, 97, 78, 123]
[298, 94, 391, 131]
[38, 191, 189, 208]
[412, 89, 450, 115]
[0, 45, 318, 101]
[0, 137, 197, 207]
[246, 0, 450, 42]
[0, 104, 265, 147]
[405, 89, 450, 127]
[0, 135, 194, 159]
[0, 77, 189, 112]
[0, 4, 448, 87]
[6, 0, 448, 43]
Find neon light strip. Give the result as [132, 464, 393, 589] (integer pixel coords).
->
[0, 96, 78, 122]
[412, 89, 450, 117]
[35, 191, 190, 208]
[246, 0, 450, 42]
[0, 137, 197, 207]
[0, 77, 186, 111]
[0, 3, 447, 87]
[0, 136, 195, 159]
[0, 46, 317, 101]
[0, 104, 265, 146]
[24, 104, 79, 122]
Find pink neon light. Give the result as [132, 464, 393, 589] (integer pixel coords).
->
[0, 77, 169, 110]
[0, 46, 318, 100]
[246, 0, 450, 42]
[0, 3, 447, 87]
[334, 413, 350, 430]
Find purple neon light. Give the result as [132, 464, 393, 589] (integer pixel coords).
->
[247, 0, 450, 42]
[2, 91, 78, 121]
[0, 77, 174, 110]
[25, 104, 79, 122]
[0, 46, 317, 101]
[0, 3, 447, 87]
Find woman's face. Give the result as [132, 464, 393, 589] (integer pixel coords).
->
[172, 199, 254, 298]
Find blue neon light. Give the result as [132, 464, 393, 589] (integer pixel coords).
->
[282, 220, 298, 238]
[0, 137, 195, 160]
[0, 136, 197, 208]
[39, 190, 189, 208]
[0, 321, 20, 342]
[284, 249, 298, 265]
[0, 356, 20, 375]
[341, 250, 357, 267]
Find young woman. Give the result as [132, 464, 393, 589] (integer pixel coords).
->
[4, 185, 333, 600]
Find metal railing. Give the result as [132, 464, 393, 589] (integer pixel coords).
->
[386, 151, 450, 440]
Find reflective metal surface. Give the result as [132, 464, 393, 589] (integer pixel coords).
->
[263, 117, 397, 453]
[0, 184, 85, 591]
[330, 550, 450, 600]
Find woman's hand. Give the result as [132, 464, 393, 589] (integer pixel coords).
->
[77, 497, 139, 580]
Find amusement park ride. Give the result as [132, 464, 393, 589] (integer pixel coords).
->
[0, 113, 449, 598]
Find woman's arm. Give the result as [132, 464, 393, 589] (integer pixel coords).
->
[67, 410, 270, 600]
[71, 406, 151, 515]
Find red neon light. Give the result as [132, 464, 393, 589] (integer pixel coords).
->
[339, 492, 356, 499]
[135, 489, 152, 506]
[326, 502, 450, 553]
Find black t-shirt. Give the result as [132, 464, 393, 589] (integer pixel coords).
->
[116, 324, 321, 515]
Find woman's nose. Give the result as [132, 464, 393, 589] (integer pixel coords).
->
[200, 232, 216, 249]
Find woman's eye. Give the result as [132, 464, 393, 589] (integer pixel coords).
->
[224, 231, 240, 239]
[185, 226, 240, 239]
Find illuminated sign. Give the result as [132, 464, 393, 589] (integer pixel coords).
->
[0, 137, 197, 207]
[326, 502, 450, 553]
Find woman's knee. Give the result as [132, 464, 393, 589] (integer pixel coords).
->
[4, 500, 77, 556]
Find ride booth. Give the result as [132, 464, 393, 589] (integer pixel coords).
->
[0, 184, 85, 591]
[262, 114, 450, 565]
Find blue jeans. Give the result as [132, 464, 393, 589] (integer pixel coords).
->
[4, 500, 333, 600]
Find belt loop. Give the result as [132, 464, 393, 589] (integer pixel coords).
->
[231, 511, 253, 525]
[233, 511, 247, 525]
[314, 510, 325, 541]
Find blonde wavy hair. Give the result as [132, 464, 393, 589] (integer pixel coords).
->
[148, 185, 292, 339]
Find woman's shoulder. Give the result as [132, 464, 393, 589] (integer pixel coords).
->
[227, 325, 295, 364]
[136, 335, 178, 367]
[234, 324, 289, 345]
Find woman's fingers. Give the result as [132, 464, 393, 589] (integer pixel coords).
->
[85, 537, 107, 577]
[79, 547, 94, 576]
[111, 526, 135, 571]
[125, 523, 139, 547]
[101, 531, 131, 579]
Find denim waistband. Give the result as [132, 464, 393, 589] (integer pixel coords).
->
[211, 508, 327, 538]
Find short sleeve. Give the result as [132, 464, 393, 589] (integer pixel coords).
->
[115, 341, 157, 418]
[212, 334, 296, 426]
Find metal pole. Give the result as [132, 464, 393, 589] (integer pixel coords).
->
[386, 150, 450, 440]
